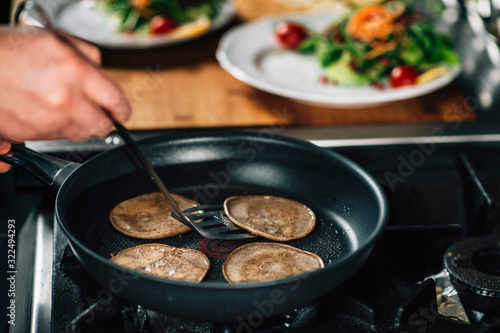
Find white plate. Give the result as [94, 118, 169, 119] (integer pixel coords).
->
[216, 13, 462, 108]
[26, 0, 235, 49]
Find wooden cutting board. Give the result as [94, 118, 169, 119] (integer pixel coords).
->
[12, 0, 476, 130]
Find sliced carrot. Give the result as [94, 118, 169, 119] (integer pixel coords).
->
[346, 5, 394, 42]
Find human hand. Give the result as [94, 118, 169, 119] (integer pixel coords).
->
[0, 26, 131, 172]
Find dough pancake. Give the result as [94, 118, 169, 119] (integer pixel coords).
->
[110, 244, 210, 282]
[110, 192, 198, 239]
[222, 242, 324, 283]
[224, 195, 316, 242]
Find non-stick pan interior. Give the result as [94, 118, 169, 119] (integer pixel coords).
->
[66, 161, 360, 283]
[58, 132, 387, 286]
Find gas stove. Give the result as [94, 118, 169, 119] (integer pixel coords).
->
[5, 138, 500, 333]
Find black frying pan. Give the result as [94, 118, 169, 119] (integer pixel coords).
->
[1, 130, 388, 321]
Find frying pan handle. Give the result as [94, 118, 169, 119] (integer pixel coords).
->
[0, 144, 79, 188]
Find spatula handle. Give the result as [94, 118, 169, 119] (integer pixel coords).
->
[103, 110, 192, 227]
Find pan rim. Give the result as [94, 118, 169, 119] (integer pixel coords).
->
[55, 130, 389, 290]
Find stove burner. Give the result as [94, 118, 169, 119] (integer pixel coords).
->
[444, 236, 500, 323]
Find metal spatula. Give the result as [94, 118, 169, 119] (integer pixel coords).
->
[110, 118, 256, 240]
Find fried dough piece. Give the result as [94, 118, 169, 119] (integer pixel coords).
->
[224, 195, 316, 242]
[110, 192, 198, 239]
[110, 244, 210, 282]
[222, 242, 324, 283]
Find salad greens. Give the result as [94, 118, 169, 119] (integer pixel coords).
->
[102, 0, 225, 33]
[296, 1, 460, 86]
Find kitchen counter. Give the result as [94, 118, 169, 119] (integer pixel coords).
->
[101, 0, 477, 131]
[72, 0, 500, 147]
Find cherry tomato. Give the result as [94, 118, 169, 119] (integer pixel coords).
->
[274, 21, 309, 49]
[389, 65, 420, 88]
[149, 16, 177, 35]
